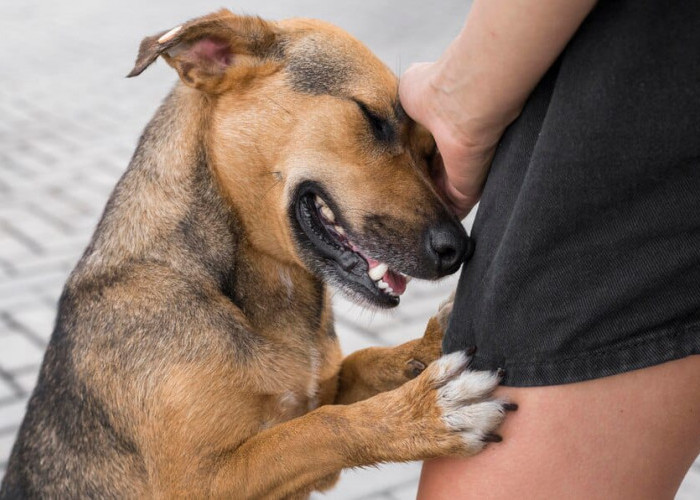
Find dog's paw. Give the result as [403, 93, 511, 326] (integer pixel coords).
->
[403, 290, 457, 380]
[433, 353, 511, 452]
[404, 351, 516, 457]
[435, 290, 456, 331]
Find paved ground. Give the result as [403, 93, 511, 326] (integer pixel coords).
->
[0, 0, 698, 498]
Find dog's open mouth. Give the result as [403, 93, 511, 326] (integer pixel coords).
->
[294, 184, 410, 307]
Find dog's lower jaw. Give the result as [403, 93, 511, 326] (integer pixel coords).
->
[290, 181, 411, 309]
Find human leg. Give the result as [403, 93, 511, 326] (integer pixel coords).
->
[418, 355, 700, 500]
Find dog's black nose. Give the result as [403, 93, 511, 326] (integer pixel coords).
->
[425, 222, 471, 276]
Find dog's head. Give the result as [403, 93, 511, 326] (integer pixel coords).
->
[129, 9, 472, 308]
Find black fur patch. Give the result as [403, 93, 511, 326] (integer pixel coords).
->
[286, 36, 352, 96]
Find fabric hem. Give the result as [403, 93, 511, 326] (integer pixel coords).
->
[463, 322, 700, 387]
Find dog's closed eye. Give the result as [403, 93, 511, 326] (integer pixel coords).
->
[353, 99, 395, 144]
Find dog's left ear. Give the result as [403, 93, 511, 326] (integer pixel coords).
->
[127, 9, 279, 93]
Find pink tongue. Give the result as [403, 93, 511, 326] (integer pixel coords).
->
[384, 270, 407, 295]
[365, 256, 407, 295]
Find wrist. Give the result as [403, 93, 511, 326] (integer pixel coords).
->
[427, 26, 527, 144]
[426, 64, 515, 152]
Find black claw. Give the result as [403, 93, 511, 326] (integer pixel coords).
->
[466, 345, 477, 356]
[496, 367, 506, 378]
[503, 403, 518, 412]
[483, 433, 502, 443]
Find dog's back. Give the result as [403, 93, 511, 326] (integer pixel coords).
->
[2, 300, 147, 497]
[2, 90, 249, 497]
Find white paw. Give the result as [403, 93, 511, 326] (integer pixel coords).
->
[429, 352, 513, 453]
[429, 350, 470, 386]
[438, 370, 501, 408]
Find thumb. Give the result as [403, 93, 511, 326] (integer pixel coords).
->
[399, 62, 437, 126]
[430, 152, 478, 219]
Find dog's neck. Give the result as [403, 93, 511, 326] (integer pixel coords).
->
[77, 84, 329, 338]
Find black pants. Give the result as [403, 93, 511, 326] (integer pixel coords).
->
[444, 0, 700, 386]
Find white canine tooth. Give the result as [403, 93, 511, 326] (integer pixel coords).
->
[335, 225, 346, 236]
[399, 272, 412, 283]
[377, 280, 389, 289]
[315, 195, 325, 207]
[320, 205, 335, 222]
[368, 263, 389, 281]
[386, 286, 394, 294]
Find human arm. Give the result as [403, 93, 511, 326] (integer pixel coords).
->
[399, 0, 598, 217]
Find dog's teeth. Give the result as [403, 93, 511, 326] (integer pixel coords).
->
[335, 225, 346, 236]
[377, 279, 389, 289]
[368, 263, 388, 281]
[320, 205, 335, 222]
[315, 195, 326, 207]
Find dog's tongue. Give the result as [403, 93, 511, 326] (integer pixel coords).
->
[365, 256, 407, 295]
[384, 269, 407, 295]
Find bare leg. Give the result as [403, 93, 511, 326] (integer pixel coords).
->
[418, 355, 700, 500]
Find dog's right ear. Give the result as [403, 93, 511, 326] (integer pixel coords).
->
[127, 9, 279, 93]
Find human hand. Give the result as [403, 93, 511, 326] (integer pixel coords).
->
[400, 0, 596, 220]
[399, 62, 507, 219]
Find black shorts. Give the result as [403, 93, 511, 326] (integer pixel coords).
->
[443, 0, 700, 387]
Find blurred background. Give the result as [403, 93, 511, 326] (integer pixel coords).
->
[0, 1, 697, 498]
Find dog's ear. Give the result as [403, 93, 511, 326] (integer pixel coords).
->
[127, 9, 279, 93]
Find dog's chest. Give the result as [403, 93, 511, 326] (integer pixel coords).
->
[260, 348, 322, 429]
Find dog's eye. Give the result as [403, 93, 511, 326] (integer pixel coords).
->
[354, 100, 394, 143]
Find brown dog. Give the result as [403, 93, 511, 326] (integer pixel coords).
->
[1, 10, 514, 499]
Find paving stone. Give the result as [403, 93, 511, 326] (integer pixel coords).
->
[679, 467, 700, 499]
[0, 382, 16, 402]
[0, 399, 29, 434]
[311, 462, 421, 500]
[386, 479, 421, 500]
[8, 307, 56, 343]
[0, 291, 55, 314]
[0, 433, 18, 471]
[0, 336, 44, 371]
[12, 372, 39, 397]
[0, 234, 31, 263]
[334, 320, 378, 354]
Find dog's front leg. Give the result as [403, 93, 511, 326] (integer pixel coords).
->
[334, 294, 454, 405]
[209, 350, 511, 499]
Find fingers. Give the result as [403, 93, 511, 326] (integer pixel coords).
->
[400, 63, 491, 219]
[398, 62, 437, 128]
